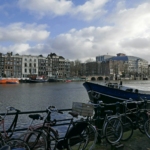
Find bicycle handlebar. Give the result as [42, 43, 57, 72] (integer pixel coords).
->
[47, 105, 63, 114]
[6, 106, 21, 113]
[0, 106, 20, 120]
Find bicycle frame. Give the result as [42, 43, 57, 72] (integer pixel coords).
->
[92, 102, 119, 140]
[122, 100, 147, 128]
[0, 107, 20, 139]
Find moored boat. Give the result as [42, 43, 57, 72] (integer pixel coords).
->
[0, 78, 19, 84]
[65, 80, 72, 83]
[83, 81, 150, 114]
[19, 76, 48, 83]
[83, 81, 150, 102]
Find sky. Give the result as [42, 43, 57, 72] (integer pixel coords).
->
[0, 0, 150, 63]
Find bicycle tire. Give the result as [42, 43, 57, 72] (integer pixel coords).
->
[66, 122, 90, 150]
[121, 116, 133, 141]
[35, 126, 58, 150]
[138, 111, 148, 134]
[144, 119, 150, 138]
[84, 124, 97, 150]
[104, 118, 123, 144]
[18, 130, 47, 150]
[5, 138, 30, 150]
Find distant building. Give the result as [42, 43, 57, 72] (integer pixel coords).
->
[0, 52, 22, 78]
[0, 52, 70, 78]
[65, 59, 70, 78]
[46, 53, 71, 78]
[22, 55, 39, 78]
[38, 55, 47, 76]
[106, 53, 149, 78]
[96, 55, 114, 62]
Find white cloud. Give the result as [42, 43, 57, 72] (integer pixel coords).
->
[1, 1, 150, 63]
[18, 0, 109, 21]
[72, 0, 109, 21]
[0, 44, 30, 55]
[45, 2, 150, 62]
[0, 23, 50, 43]
[18, 0, 73, 18]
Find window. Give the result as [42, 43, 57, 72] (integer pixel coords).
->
[25, 58, 27, 61]
[25, 69, 27, 73]
[25, 63, 27, 67]
[29, 63, 32, 67]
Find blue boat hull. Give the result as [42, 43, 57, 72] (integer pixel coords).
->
[83, 82, 150, 117]
[83, 82, 150, 103]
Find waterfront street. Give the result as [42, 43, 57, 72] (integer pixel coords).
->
[1, 80, 150, 149]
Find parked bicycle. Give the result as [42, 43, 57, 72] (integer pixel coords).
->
[0, 106, 30, 149]
[113, 98, 148, 141]
[19, 105, 97, 150]
[88, 101, 123, 145]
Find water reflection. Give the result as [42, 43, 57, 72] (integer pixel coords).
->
[0, 82, 89, 112]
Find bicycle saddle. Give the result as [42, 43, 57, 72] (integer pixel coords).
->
[29, 114, 43, 120]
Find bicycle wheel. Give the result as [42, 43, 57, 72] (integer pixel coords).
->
[19, 130, 47, 150]
[66, 122, 90, 150]
[36, 126, 58, 150]
[104, 118, 123, 144]
[138, 111, 148, 134]
[5, 138, 30, 150]
[121, 116, 133, 141]
[84, 124, 98, 150]
[144, 119, 150, 138]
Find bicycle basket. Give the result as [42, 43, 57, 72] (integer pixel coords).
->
[72, 102, 94, 117]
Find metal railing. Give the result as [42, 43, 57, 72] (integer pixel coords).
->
[0, 108, 72, 133]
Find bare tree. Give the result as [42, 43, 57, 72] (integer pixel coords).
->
[70, 59, 82, 77]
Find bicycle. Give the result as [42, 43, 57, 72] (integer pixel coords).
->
[18, 109, 53, 149]
[0, 106, 20, 139]
[20, 105, 98, 150]
[142, 99, 150, 139]
[0, 107, 30, 149]
[88, 101, 123, 145]
[116, 99, 148, 141]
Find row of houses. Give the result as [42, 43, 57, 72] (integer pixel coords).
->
[0, 52, 70, 78]
[0, 52, 149, 79]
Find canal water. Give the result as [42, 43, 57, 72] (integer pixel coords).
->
[0, 80, 150, 137]
[1, 80, 150, 112]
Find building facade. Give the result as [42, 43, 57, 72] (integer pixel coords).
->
[96, 55, 114, 62]
[105, 53, 149, 78]
[0, 52, 70, 78]
[0, 52, 22, 78]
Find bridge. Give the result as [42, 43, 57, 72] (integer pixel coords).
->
[85, 75, 113, 81]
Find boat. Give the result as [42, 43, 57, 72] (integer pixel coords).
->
[48, 78, 59, 82]
[0, 78, 19, 84]
[65, 80, 72, 83]
[83, 81, 150, 102]
[19, 76, 48, 83]
[83, 81, 150, 113]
